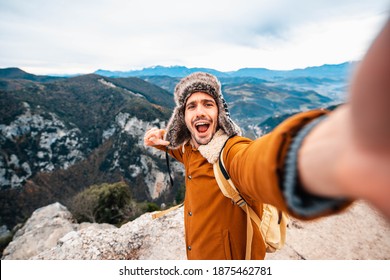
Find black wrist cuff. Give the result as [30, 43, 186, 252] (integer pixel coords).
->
[283, 115, 347, 218]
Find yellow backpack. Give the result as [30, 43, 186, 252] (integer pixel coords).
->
[213, 147, 289, 259]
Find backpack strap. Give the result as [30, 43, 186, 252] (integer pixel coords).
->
[151, 203, 183, 219]
[214, 147, 289, 256]
[213, 147, 263, 260]
[165, 147, 174, 188]
[213, 156, 246, 207]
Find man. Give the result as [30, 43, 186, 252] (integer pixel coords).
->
[144, 19, 390, 260]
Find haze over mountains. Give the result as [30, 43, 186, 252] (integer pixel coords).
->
[0, 63, 352, 231]
[95, 62, 354, 80]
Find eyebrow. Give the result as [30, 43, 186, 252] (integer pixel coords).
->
[186, 98, 216, 107]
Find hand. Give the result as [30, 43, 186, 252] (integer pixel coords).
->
[299, 105, 390, 220]
[144, 128, 170, 147]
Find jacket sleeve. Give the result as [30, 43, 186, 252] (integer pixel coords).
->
[223, 109, 352, 220]
[153, 145, 184, 163]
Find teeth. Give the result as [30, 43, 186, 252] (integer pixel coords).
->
[195, 122, 208, 126]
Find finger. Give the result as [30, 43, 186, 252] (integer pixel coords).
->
[144, 129, 169, 147]
[144, 133, 155, 146]
[144, 128, 158, 142]
[157, 129, 166, 140]
[144, 127, 158, 139]
[155, 138, 170, 146]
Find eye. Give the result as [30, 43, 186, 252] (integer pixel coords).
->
[186, 104, 195, 110]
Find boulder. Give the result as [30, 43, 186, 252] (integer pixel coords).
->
[2, 202, 77, 259]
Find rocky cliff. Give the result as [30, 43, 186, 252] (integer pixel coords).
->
[0, 72, 184, 230]
[2, 200, 389, 260]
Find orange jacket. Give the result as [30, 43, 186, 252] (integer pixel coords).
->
[161, 109, 348, 259]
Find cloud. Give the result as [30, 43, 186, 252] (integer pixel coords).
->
[0, 0, 389, 74]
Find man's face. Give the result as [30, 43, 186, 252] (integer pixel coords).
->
[184, 91, 219, 148]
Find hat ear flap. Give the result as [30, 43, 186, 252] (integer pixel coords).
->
[217, 97, 242, 137]
[165, 106, 190, 149]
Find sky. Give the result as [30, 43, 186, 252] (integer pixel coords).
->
[0, 0, 389, 75]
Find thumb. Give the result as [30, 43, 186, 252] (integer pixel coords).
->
[156, 138, 170, 146]
[157, 129, 170, 146]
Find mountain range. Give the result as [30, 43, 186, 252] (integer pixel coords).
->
[95, 62, 355, 80]
[0, 63, 350, 231]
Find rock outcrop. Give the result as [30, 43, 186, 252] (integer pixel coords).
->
[2, 202, 185, 260]
[266, 201, 390, 260]
[2, 200, 390, 260]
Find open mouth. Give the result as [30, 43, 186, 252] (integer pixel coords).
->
[195, 122, 210, 133]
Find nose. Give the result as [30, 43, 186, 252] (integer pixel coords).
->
[195, 104, 206, 116]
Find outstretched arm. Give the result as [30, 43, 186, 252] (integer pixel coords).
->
[298, 19, 390, 220]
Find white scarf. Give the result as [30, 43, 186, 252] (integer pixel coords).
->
[198, 129, 229, 164]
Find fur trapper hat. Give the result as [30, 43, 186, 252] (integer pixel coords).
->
[165, 72, 241, 149]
